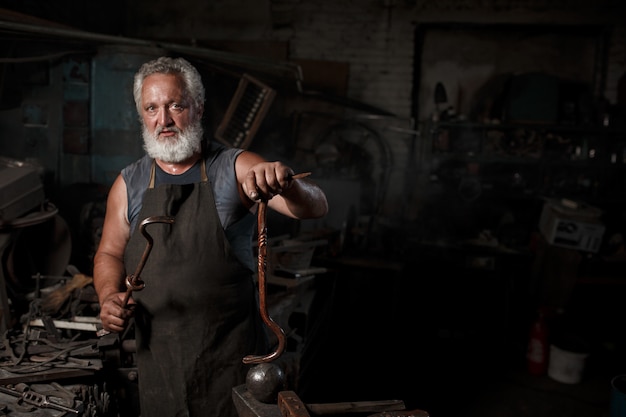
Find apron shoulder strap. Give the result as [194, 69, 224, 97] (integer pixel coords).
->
[201, 158, 207, 182]
[149, 160, 156, 189]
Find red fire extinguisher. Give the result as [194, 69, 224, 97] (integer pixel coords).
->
[527, 308, 549, 375]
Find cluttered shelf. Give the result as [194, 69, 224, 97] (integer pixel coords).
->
[429, 121, 626, 158]
[418, 122, 626, 239]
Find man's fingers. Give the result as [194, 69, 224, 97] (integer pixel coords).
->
[245, 163, 299, 201]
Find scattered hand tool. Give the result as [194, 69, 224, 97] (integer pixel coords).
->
[0, 384, 80, 414]
[96, 215, 175, 337]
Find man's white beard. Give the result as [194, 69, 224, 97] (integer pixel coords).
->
[142, 121, 203, 163]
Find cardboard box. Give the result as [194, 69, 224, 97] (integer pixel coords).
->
[0, 159, 45, 222]
[538, 198, 605, 253]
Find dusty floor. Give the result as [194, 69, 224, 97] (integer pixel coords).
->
[464, 365, 614, 417]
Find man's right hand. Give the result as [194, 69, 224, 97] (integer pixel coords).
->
[99, 292, 135, 333]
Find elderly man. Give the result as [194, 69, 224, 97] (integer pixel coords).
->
[94, 56, 328, 417]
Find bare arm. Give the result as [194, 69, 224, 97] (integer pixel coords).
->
[235, 151, 328, 219]
[93, 174, 134, 333]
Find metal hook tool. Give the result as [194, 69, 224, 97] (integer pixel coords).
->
[97, 215, 175, 337]
[242, 172, 311, 364]
[243, 199, 286, 364]
[121, 215, 176, 306]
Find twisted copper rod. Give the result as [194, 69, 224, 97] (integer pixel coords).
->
[242, 172, 312, 364]
[243, 200, 286, 364]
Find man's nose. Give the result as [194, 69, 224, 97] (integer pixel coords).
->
[157, 107, 173, 126]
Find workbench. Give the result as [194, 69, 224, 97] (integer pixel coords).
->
[232, 384, 428, 417]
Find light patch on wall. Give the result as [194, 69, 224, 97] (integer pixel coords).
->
[417, 26, 602, 122]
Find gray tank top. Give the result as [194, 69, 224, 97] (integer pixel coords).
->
[121, 142, 257, 270]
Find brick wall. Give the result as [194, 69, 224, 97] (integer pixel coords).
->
[279, 0, 415, 119]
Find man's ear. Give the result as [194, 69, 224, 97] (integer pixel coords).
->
[196, 103, 204, 119]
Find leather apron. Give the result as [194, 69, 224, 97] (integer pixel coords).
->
[124, 160, 264, 417]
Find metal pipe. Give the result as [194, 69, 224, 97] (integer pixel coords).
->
[0, 20, 304, 88]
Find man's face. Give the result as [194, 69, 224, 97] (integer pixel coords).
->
[140, 73, 203, 163]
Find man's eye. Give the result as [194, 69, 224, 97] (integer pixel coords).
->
[170, 103, 184, 111]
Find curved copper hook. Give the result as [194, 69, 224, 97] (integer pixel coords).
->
[121, 215, 176, 306]
[98, 215, 175, 337]
[243, 200, 286, 364]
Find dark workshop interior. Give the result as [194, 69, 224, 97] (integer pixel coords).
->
[0, 1, 626, 416]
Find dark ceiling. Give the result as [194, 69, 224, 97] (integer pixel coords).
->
[0, 1, 125, 34]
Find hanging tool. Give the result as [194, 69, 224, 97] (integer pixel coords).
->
[96, 215, 175, 337]
[433, 81, 448, 120]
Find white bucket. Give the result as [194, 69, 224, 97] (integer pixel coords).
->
[548, 344, 588, 384]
